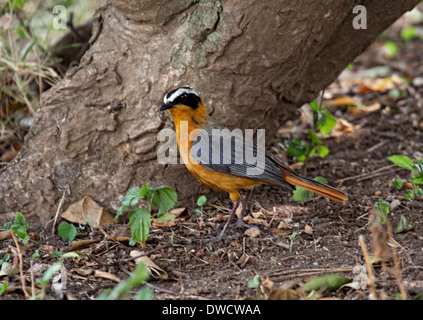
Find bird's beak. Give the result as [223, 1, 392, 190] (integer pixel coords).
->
[159, 103, 174, 111]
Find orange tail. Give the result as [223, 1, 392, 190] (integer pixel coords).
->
[281, 168, 347, 203]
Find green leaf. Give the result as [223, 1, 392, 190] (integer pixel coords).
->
[384, 41, 399, 59]
[58, 222, 77, 241]
[196, 195, 207, 207]
[309, 101, 319, 112]
[303, 274, 350, 293]
[128, 208, 151, 243]
[36, 262, 62, 288]
[410, 176, 423, 185]
[394, 214, 414, 234]
[287, 138, 307, 158]
[116, 186, 142, 220]
[11, 212, 28, 240]
[404, 190, 415, 200]
[308, 130, 321, 146]
[293, 187, 313, 202]
[97, 262, 150, 300]
[317, 145, 329, 158]
[374, 199, 391, 224]
[155, 214, 176, 222]
[392, 178, 403, 190]
[388, 155, 414, 171]
[139, 183, 149, 197]
[293, 177, 328, 202]
[152, 186, 177, 217]
[247, 274, 260, 289]
[0, 282, 8, 296]
[136, 286, 152, 300]
[122, 187, 142, 207]
[401, 26, 417, 42]
[317, 111, 337, 135]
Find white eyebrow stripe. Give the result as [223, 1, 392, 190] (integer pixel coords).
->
[164, 88, 198, 104]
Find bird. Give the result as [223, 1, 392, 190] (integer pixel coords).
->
[159, 87, 347, 241]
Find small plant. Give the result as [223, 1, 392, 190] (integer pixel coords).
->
[287, 100, 336, 166]
[388, 155, 423, 200]
[193, 195, 207, 214]
[247, 274, 261, 296]
[292, 176, 328, 202]
[57, 221, 77, 241]
[0, 281, 8, 297]
[10, 212, 29, 246]
[97, 262, 151, 300]
[115, 183, 178, 244]
[374, 199, 391, 224]
[32, 262, 62, 300]
[289, 232, 298, 252]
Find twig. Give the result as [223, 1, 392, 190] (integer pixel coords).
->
[10, 231, 31, 298]
[30, 260, 35, 297]
[387, 222, 407, 300]
[335, 164, 397, 184]
[358, 235, 378, 300]
[51, 190, 66, 235]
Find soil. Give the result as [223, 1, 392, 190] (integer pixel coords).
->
[1, 16, 423, 301]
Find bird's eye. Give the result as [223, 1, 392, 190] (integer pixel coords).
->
[180, 93, 187, 101]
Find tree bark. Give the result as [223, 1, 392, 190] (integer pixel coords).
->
[0, 0, 419, 225]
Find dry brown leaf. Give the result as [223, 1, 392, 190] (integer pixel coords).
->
[236, 254, 250, 268]
[244, 227, 261, 238]
[0, 230, 12, 241]
[334, 118, 354, 133]
[168, 207, 189, 218]
[72, 268, 94, 276]
[348, 102, 381, 117]
[94, 270, 121, 283]
[60, 196, 114, 228]
[304, 224, 313, 235]
[244, 216, 269, 227]
[251, 211, 266, 219]
[277, 221, 292, 230]
[271, 229, 291, 237]
[70, 239, 101, 251]
[152, 218, 176, 229]
[325, 96, 359, 107]
[267, 287, 300, 300]
[130, 250, 168, 279]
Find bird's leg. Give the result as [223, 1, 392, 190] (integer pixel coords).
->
[232, 189, 257, 229]
[200, 199, 241, 243]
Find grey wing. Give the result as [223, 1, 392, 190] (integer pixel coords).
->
[190, 128, 291, 187]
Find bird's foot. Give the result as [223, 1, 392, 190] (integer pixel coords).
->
[231, 217, 257, 230]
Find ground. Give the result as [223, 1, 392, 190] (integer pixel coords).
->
[1, 14, 423, 301]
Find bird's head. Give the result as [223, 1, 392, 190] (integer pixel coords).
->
[159, 87, 208, 122]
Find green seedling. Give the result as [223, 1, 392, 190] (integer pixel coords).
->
[388, 155, 423, 200]
[289, 232, 298, 252]
[292, 176, 328, 202]
[57, 221, 77, 241]
[116, 183, 177, 244]
[194, 195, 207, 214]
[97, 262, 151, 300]
[287, 100, 336, 168]
[374, 199, 391, 224]
[247, 274, 261, 296]
[10, 212, 29, 246]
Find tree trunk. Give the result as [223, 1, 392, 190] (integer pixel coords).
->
[0, 0, 419, 225]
